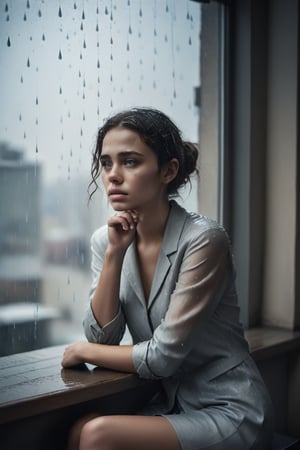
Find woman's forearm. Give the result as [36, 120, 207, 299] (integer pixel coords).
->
[62, 341, 135, 373]
[91, 247, 125, 327]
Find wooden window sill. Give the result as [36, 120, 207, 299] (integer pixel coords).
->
[245, 326, 300, 361]
[1, 326, 300, 426]
[0, 345, 151, 425]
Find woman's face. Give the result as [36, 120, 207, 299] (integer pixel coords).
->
[100, 127, 168, 212]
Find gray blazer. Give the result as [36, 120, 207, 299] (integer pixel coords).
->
[83, 201, 252, 412]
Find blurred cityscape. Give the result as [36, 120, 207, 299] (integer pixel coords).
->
[0, 142, 105, 356]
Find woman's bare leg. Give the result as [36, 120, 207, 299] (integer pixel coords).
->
[72, 414, 181, 450]
[67, 413, 100, 450]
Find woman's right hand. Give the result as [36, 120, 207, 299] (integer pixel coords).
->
[107, 210, 138, 253]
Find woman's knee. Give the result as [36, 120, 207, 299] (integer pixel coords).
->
[67, 413, 100, 450]
[80, 416, 114, 449]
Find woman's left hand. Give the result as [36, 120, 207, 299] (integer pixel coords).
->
[61, 342, 87, 368]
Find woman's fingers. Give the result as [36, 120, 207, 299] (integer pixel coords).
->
[108, 211, 137, 231]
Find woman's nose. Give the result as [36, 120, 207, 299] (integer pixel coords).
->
[108, 164, 123, 183]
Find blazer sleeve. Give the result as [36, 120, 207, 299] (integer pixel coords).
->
[132, 226, 230, 379]
[83, 226, 126, 344]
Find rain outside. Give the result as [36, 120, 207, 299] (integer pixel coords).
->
[0, 0, 201, 356]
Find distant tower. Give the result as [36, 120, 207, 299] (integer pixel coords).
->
[0, 143, 42, 305]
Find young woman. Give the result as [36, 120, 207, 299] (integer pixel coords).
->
[62, 108, 274, 450]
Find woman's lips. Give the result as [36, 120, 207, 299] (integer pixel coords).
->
[108, 190, 128, 200]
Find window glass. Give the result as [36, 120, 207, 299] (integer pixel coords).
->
[0, 0, 204, 355]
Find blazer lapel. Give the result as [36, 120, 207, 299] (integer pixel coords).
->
[123, 241, 145, 305]
[147, 201, 188, 309]
[122, 201, 188, 309]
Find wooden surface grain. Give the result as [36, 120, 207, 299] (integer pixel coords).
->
[0, 345, 146, 424]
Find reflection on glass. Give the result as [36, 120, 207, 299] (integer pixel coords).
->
[0, 0, 201, 356]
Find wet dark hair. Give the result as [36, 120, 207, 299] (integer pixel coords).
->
[89, 107, 198, 199]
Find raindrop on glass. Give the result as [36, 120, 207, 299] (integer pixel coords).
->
[27, 57, 30, 67]
[58, 49, 62, 60]
[5, 3, 8, 12]
[83, 39, 86, 49]
[58, 6, 62, 17]
[96, 23, 99, 32]
[7, 36, 11, 47]
[26, 0, 30, 8]
[82, 10, 85, 20]
[19, 113, 22, 121]
[128, 25, 132, 34]
[126, 42, 130, 51]
[35, 96, 38, 105]
[38, 9, 42, 17]
[189, 36, 192, 45]
[24, 13, 27, 21]
[80, 22, 83, 31]
[74, 2, 77, 9]
[59, 86, 62, 94]
[105, 6, 108, 15]
[6, 14, 9, 21]
[42, 33, 45, 41]
[97, 59, 100, 69]
[36, 144, 38, 153]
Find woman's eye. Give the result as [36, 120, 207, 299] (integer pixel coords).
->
[101, 160, 112, 169]
[124, 159, 137, 167]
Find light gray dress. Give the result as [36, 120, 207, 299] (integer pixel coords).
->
[83, 201, 274, 450]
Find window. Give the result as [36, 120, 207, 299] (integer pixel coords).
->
[0, 0, 225, 355]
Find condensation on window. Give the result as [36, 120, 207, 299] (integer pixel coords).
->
[0, 0, 201, 356]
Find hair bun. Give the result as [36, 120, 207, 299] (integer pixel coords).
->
[183, 141, 198, 176]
